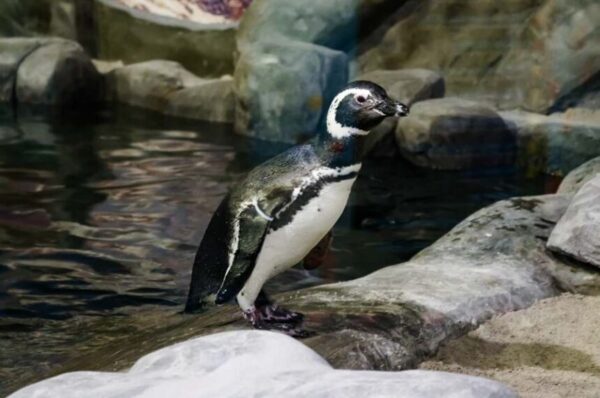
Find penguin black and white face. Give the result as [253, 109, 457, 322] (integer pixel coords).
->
[326, 81, 409, 140]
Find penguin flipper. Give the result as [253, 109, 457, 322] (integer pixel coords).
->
[214, 203, 272, 304]
[185, 196, 233, 313]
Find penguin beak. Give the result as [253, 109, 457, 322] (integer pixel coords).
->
[375, 98, 409, 117]
[395, 101, 409, 117]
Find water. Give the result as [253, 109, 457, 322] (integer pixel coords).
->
[0, 106, 548, 395]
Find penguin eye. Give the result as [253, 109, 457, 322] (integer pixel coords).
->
[356, 95, 367, 104]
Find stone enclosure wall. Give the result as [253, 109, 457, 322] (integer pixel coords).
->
[0, 0, 599, 168]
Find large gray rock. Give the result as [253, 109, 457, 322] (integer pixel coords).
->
[501, 110, 600, 177]
[360, 0, 600, 113]
[15, 38, 101, 106]
[548, 175, 600, 269]
[558, 156, 600, 194]
[395, 98, 516, 170]
[106, 60, 234, 123]
[234, 40, 348, 142]
[10, 330, 518, 398]
[357, 68, 445, 155]
[95, 0, 237, 78]
[421, 294, 600, 398]
[238, 0, 400, 52]
[0, 37, 101, 107]
[234, 0, 402, 142]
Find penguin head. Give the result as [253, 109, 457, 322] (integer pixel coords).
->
[326, 81, 409, 139]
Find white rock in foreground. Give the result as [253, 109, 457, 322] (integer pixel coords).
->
[10, 331, 517, 398]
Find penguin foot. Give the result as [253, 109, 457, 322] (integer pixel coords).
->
[243, 307, 312, 338]
[260, 304, 304, 324]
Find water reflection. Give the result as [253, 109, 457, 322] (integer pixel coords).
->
[0, 107, 547, 394]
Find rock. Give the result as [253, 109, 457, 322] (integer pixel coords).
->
[106, 60, 234, 123]
[234, 40, 348, 142]
[239, 0, 354, 51]
[501, 110, 600, 177]
[15, 38, 101, 106]
[95, 0, 237, 78]
[357, 68, 445, 155]
[238, 0, 404, 51]
[234, 0, 405, 142]
[558, 156, 600, 194]
[359, 0, 600, 113]
[358, 69, 445, 106]
[92, 59, 124, 75]
[0, 38, 42, 103]
[421, 294, 600, 398]
[112, 0, 233, 23]
[49, 1, 77, 41]
[395, 98, 516, 170]
[550, 71, 600, 113]
[548, 175, 600, 269]
[10, 330, 518, 398]
[0, 0, 52, 37]
[0, 37, 101, 107]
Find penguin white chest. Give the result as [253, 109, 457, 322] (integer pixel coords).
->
[255, 177, 356, 278]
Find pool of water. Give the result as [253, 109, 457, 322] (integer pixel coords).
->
[0, 106, 549, 394]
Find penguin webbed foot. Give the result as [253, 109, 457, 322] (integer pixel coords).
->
[260, 304, 304, 324]
[243, 306, 312, 338]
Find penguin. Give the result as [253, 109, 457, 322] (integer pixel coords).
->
[185, 81, 409, 336]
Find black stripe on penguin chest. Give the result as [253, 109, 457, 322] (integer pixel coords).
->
[269, 171, 358, 232]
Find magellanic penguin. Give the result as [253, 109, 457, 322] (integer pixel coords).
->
[185, 81, 409, 336]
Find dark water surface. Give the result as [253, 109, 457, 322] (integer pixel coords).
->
[0, 107, 548, 395]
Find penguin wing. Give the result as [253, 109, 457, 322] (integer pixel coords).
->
[214, 197, 280, 304]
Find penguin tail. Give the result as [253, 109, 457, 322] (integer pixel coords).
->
[184, 286, 216, 313]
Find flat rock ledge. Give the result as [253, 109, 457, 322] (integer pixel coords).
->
[10, 331, 517, 398]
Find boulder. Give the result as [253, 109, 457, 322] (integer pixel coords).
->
[557, 156, 600, 194]
[15, 38, 101, 106]
[359, 0, 600, 113]
[395, 98, 516, 170]
[237, 0, 401, 52]
[10, 331, 518, 398]
[49, 0, 77, 41]
[357, 68, 445, 155]
[501, 110, 600, 177]
[234, 0, 403, 142]
[421, 294, 600, 398]
[0, 38, 43, 103]
[0, 37, 101, 107]
[0, 0, 52, 37]
[548, 174, 600, 269]
[234, 40, 348, 142]
[106, 60, 234, 123]
[94, 0, 237, 78]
